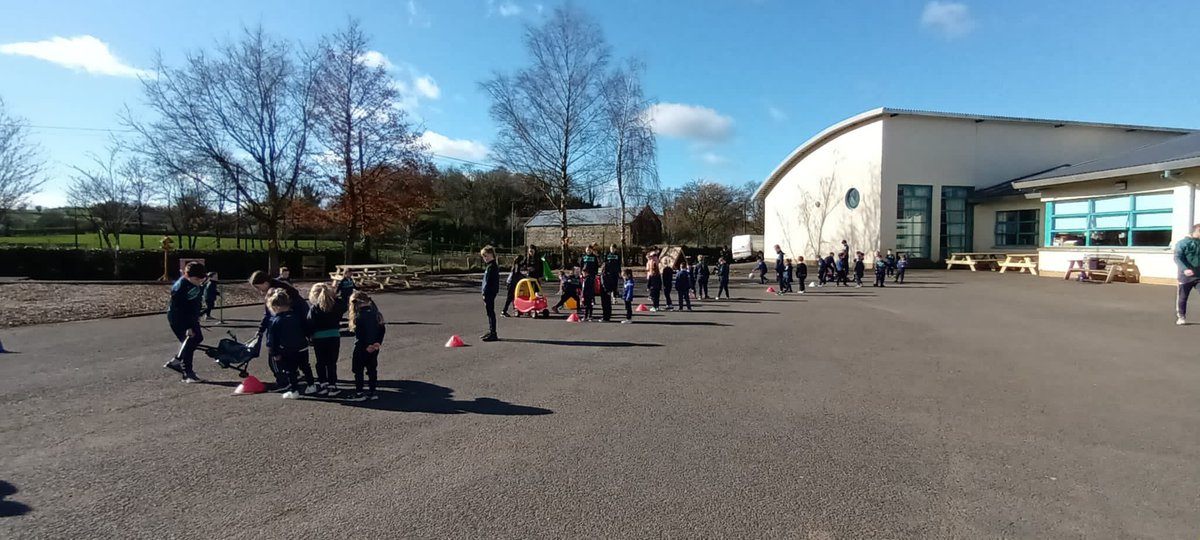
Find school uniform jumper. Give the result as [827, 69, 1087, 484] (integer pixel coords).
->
[1175, 236, 1200, 318]
[674, 267, 693, 310]
[895, 259, 908, 283]
[873, 259, 887, 287]
[482, 259, 500, 337]
[202, 279, 220, 319]
[167, 277, 205, 377]
[796, 262, 808, 292]
[717, 262, 731, 298]
[853, 259, 865, 286]
[774, 252, 786, 292]
[696, 262, 710, 298]
[623, 277, 635, 320]
[886, 253, 897, 277]
[308, 278, 353, 386]
[267, 310, 314, 391]
[351, 305, 385, 394]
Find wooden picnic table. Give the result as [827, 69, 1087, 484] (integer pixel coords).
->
[1064, 255, 1140, 284]
[945, 252, 1005, 272]
[997, 253, 1039, 275]
[333, 263, 417, 290]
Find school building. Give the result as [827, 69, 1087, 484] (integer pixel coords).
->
[754, 107, 1198, 283]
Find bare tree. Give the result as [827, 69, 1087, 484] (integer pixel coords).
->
[123, 156, 156, 249]
[481, 5, 611, 266]
[671, 180, 741, 245]
[0, 97, 45, 223]
[796, 173, 840, 259]
[68, 147, 139, 278]
[126, 26, 314, 273]
[312, 20, 427, 262]
[602, 59, 658, 258]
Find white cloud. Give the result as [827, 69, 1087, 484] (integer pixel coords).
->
[768, 105, 788, 122]
[644, 103, 734, 143]
[414, 75, 440, 99]
[0, 35, 150, 78]
[358, 50, 394, 70]
[498, 2, 523, 17]
[920, 1, 976, 39]
[420, 130, 490, 162]
[407, 0, 432, 27]
[699, 152, 728, 166]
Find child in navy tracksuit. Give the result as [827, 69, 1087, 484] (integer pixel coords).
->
[755, 256, 768, 284]
[482, 246, 500, 338]
[348, 291, 385, 400]
[782, 259, 794, 293]
[885, 249, 897, 277]
[873, 253, 888, 287]
[164, 261, 208, 382]
[716, 257, 731, 299]
[307, 275, 354, 396]
[622, 268, 635, 323]
[796, 256, 808, 293]
[835, 254, 849, 286]
[662, 264, 675, 310]
[202, 272, 220, 321]
[267, 288, 317, 399]
[674, 261, 692, 311]
[895, 255, 908, 283]
[853, 252, 866, 287]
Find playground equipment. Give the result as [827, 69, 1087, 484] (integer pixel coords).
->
[197, 331, 260, 378]
[512, 278, 551, 318]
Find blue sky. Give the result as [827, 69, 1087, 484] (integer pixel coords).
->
[2, 0, 1200, 208]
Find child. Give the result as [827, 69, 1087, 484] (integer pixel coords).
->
[621, 268, 635, 324]
[481, 245, 500, 341]
[646, 250, 662, 312]
[202, 271, 220, 321]
[674, 260, 692, 311]
[277, 266, 292, 284]
[164, 261, 208, 383]
[773, 245, 786, 293]
[873, 252, 888, 288]
[501, 255, 526, 317]
[895, 254, 908, 284]
[308, 276, 354, 396]
[716, 257, 731, 299]
[250, 270, 308, 339]
[817, 255, 829, 288]
[781, 258, 794, 294]
[696, 255, 711, 299]
[662, 262, 675, 311]
[266, 288, 318, 399]
[347, 291, 385, 401]
[552, 269, 580, 314]
[796, 256, 808, 294]
[853, 251, 865, 288]
[755, 256, 768, 284]
[835, 253, 849, 287]
[885, 249, 897, 277]
[824, 252, 837, 286]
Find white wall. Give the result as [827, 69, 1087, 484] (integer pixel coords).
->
[881, 115, 1181, 261]
[763, 119, 883, 261]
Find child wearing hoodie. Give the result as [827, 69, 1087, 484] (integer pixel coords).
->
[895, 254, 908, 284]
[673, 260, 692, 311]
[796, 256, 808, 294]
[873, 253, 888, 287]
[662, 262, 676, 311]
[853, 251, 866, 288]
[164, 261, 208, 383]
[267, 288, 318, 399]
[621, 268, 635, 323]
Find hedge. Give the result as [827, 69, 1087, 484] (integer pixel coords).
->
[0, 247, 372, 281]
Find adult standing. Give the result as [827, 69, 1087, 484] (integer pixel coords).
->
[601, 244, 621, 322]
[1175, 224, 1200, 325]
[501, 255, 526, 317]
[774, 245, 786, 293]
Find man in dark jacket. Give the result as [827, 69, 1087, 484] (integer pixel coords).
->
[601, 244, 621, 322]
[1175, 224, 1200, 325]
[481, 246, 500, 341]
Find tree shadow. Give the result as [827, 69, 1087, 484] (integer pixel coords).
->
[387, 321, 442, 326]
[0, 481, 32, 518]
[633, 321, 731, 327]
[692, 309, 780, 315]
[502, 338, 662, 348]
[340, 380, 553, 415]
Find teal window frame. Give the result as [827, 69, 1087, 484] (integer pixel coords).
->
[1045, 192, 1173, 248]
[896, 184, 933, 259]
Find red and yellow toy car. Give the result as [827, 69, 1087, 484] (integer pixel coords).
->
[513, 278, 551, 318]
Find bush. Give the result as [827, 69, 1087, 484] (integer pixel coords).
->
[0, 247, 372, 280]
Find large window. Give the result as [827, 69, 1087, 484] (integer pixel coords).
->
[896, 185, 932, 259]
[995, 209, 1039, 247]
[1047, 192, 1174, 248]
[941, 186, 973, 257]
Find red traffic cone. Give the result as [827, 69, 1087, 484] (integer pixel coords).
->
[234, 375, 266, 394]
[766, 286, 776, 293]
[445, 335, 466, 348]
[636, 304, 649, 312]
[566, 313, 581, 322]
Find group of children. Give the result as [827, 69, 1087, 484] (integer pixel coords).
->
[165, 262, 388, 401]
[766, 244, 909, 294]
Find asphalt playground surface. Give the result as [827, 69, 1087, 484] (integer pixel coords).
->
[2, 269, 1200, 539]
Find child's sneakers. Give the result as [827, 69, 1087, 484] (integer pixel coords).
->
[302, 384, 320, 396]
[621, 319, 632, 324]
[281, 390, 300, 400]
[181, 373, 202, 383]
[366, 392, 379, 401]
[163, 359, 183, 373]
[347, 392, 367, 402]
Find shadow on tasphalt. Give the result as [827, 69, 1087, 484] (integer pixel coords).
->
[503, 338, 662, 348]
[0, 481, 32, 518]
[633, 321, 731, 327]
[340, 380, 552, 415]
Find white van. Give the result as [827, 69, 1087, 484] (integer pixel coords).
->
[731, 235, 764, 262]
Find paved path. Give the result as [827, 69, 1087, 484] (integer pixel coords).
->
[2, 272, 1198, 538]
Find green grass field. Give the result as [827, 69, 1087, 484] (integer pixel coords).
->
[0, 234, 342, 251]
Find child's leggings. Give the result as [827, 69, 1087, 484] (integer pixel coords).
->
[648, 275, 662, 308]
[676, 287, 692, 309]
[718, 278, 730, 298]
[352, 345, 379, 393]
[664, 284, 674, 308]
[699, 278, 709, 298]
[312, 336, 340, 385]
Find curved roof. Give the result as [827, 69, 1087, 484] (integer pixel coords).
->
[753, 107, 1195, 200]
